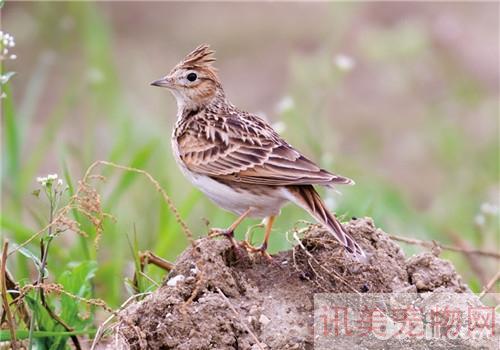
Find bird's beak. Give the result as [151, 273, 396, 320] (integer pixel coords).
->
[150, 76, 173, 88]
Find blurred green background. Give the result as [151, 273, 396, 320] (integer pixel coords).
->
[2, 2, 499, 307]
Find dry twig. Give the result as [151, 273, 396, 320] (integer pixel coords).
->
[140, 251, 175, 272]
[292, 231, 363, 296]
[446, 230, 489, 285]
[389, 234, 500, 259]
[479, 270, 500, 300]
[82, 160, 194, 244]
[4, 268, 30, 327]
[132, 251, 173, 292]
[17, 283, 114, 314]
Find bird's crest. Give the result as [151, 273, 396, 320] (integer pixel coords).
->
[174, 44, 219, 83]
[181, 44, 216, 68]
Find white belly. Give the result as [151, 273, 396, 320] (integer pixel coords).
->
[171, 135, 290, 218]
[187, 171, 290, 217]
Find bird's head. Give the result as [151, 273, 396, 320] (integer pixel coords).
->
[151, 44, 223, 110]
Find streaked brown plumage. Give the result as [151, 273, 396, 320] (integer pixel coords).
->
[151, 44, 364, 257]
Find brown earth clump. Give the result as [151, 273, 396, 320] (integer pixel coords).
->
[109, 218, 497, 350]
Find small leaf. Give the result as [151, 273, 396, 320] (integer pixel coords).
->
[13, 244, 48, 277]
[57, 261, 97, 328]
[32, 189, 41, 197]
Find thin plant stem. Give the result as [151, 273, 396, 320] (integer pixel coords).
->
[479, 270, 500, 299]
[1, 241, 18, 350]
[388, 234, 500, 259]
[27, 184, 80, 349]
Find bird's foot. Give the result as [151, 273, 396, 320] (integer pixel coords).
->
[239, 240, 273, 261]
[208, 227, 244, 253]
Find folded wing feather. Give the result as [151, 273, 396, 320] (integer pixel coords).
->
[177, 112, 354, 186]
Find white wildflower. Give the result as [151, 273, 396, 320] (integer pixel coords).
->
[272, 121, 286, 134]
[334, 54, 355, 72]
[474, 214, 486, 227]
[36, 176, 48, 187]
[0, 31, 16, 60]
[87, 67, 104, 84]
[36, 173, 62, 188]
[36, 176, 47, 184]
[276, 96, 294, 113]
[480, 202, 498, 215]
[0, 31, 17, 100]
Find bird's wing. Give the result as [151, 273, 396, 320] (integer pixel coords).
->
[176, 112, 354, 186]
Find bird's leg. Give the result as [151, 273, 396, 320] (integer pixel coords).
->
[208, 208, 252, 247]
[241, 216, 275, 260]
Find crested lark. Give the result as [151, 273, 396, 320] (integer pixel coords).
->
[151, 44, 364, 258]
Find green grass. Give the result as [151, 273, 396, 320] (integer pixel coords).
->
[1, 2, 498, 348]
[1, 329, 97, 342]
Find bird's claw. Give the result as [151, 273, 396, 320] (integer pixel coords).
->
[239, 240, 273, 261]
[208, 227, 243, 253]
[208, 229, 272, 261]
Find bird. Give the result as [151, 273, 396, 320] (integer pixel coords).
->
[151, 44, 364, 258]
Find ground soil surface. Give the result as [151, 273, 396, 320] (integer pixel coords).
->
[109, 218, 498, 349]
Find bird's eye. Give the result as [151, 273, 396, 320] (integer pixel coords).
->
[186, 72, 197, 82]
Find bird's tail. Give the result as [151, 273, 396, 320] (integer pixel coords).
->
[287, 185, 365, 258]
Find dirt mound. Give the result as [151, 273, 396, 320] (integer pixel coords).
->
[109, 218, 496, 349]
